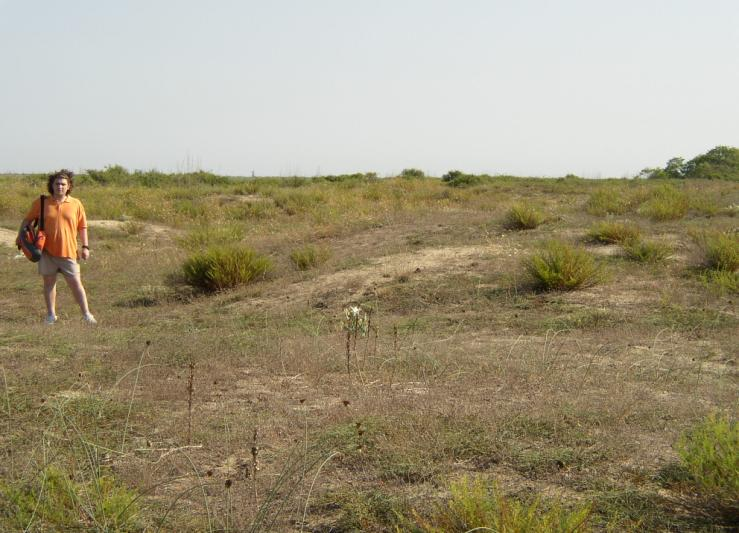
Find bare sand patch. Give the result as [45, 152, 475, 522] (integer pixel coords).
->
[0, 228, 18, 248]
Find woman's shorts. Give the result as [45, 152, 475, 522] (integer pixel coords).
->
[39, 252, 80, 277]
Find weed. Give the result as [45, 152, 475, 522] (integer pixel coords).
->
[290, 244, 331, 271]
[677, 414, 738, 508]
[402, 475, 592, 532]
[182, 245, 272, 291]
[503, 203, 546, 230]
[587, 221, 641, 244]
[524, 241, 603, 291]
[622, 238, 673, 263]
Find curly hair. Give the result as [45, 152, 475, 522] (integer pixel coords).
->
[47, 169, 75, 196]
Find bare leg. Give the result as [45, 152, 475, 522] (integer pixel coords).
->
[63, 274, 91, 316]
[43, 274, 57, 317]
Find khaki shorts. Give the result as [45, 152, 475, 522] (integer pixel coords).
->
[39, 252, 80, 277]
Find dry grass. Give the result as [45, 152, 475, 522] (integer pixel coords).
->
[0, 174, 737, 531]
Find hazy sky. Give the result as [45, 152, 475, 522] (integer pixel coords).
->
[1, 1, 738, 178]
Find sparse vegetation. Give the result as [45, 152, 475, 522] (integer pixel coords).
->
[525, 240, 603, 291]
[1, 169, 737, 531]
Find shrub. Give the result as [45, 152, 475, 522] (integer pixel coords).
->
[587, 221, 641, 244]
[503, 203, 546, 230]
[677, 414, 738, 508]
[400, 168, 425, 179]
[290, 244, 330, 270]
[182, 245, 272, 291]
[404, 475, 592, 532]
[638, 184, 689, 221]
[525, 241, 602, 291]
[441, 170, 482, 188]
[691, 230, 739, 271]
[622, 238, 673, 263]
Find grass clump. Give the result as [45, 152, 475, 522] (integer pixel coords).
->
[289, 244, 330, 270]
[587, 221, 641, 244]
[677, 414, 738, 511]
[182, 245, 271, 291]
[0, 465, 142, 531]
[503, 203, 546, 230]
[622, 238, 673, 264]
[585, 188, 631, 216]
[525, 241, 603, 291]
[177, 224, 244, 251]
[638, 184, 689, 221]
[700, 270, 739, 295]
[691, 230, 739, 271]
[403, 475, 592, 532]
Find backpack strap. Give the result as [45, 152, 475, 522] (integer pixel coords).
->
[39, 195, 45, 231]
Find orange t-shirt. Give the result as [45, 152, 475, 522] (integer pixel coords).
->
[25, 196, 87, 259]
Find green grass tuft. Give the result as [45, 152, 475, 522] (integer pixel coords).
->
[503, 203, 546, 230]
[524, 241, 603, 291]
[402, 475, 592, 532]
[677, 414, 738, 510]
[622, 238, 673, 263]
[289, 244, 331, 270]
[587, 221, 641, 244]
[691, 230, 739, 271]
[638, 184, 689, 221]
[182, 245, 272, 291]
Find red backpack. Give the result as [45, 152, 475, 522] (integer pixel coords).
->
[16, 195, 47, 263]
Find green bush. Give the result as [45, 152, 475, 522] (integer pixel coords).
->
[525, 241, 603, 291]
[403, 475, 592, 533]
[677, 414, 738, 508]
[400, 168, 426, 179]
[587, 221, 641, 244]
[622, 238, 673, 263]
[503, 203, 546, 230]
[441, 170, 482, 188]
[638, 184, 689, 221]
[182, 245, 272, 291]
[290, 244, 330, 270]
[691, 230, 739, 271]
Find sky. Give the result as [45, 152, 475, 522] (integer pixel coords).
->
[1, 1, 738, 178]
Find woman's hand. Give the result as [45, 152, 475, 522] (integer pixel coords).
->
[80, 247, 90, 260]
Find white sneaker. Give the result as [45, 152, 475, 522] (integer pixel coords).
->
[45, 314, 57, 325]
[83, 313, 97, 325]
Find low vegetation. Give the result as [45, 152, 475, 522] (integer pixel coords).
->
[503, 203, 546, 230]
[587, 221, 641, 244]
[622, 238, 673, 263]
[182, 245, 272, 290]
[0, 159, 737, 531]
[525, 240, 602, 291]
[677, 414, 738, 513]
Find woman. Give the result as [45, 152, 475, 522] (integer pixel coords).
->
[20, 169, 96, 324]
